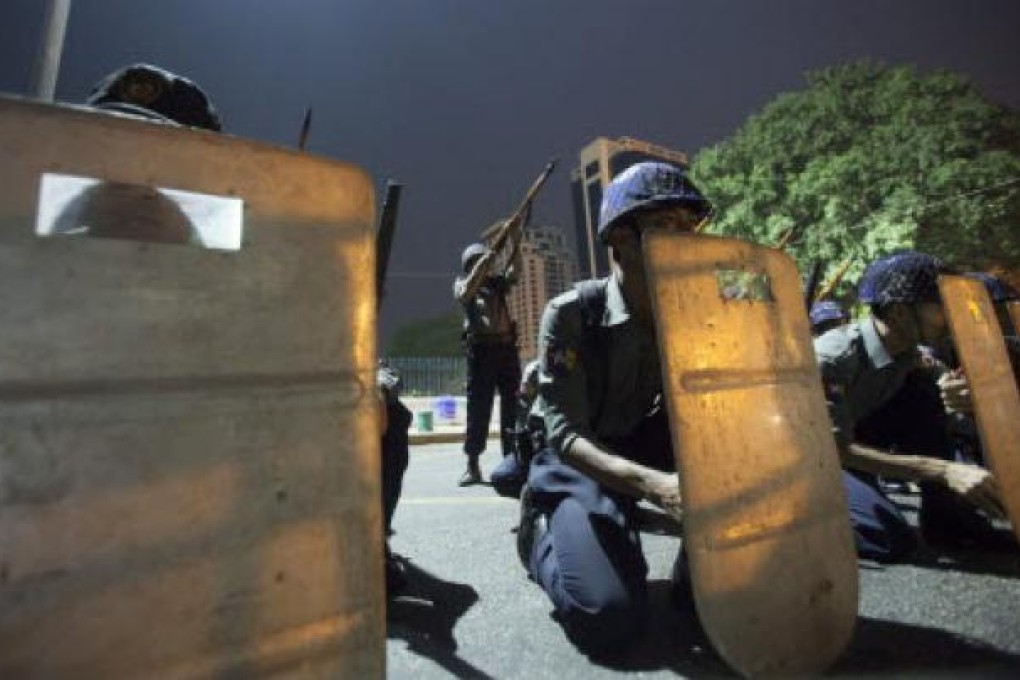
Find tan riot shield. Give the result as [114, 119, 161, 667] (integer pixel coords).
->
[643, 232, 857, 677]
[940, 276, 1020, 543]
[0, 97, 382, 678]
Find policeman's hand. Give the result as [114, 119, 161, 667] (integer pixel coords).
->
[646, 472, 684, 526]
[938, 370, 974, 415]
[942, 462, 1005, 519]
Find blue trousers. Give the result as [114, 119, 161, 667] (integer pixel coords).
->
[525, 409, 675, 651]
[464, 342, 520, 458]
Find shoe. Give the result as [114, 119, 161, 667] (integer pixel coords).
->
[384, 546, 408, 597]
[920, 501, 1018, 553]
[458, 457, 483, 486]
[516, 486, 547, 569]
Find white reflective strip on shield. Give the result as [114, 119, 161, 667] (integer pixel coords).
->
[0, 96, 381, 678]
[644, 231, 857, 677]
[37, 173, 244, 250]
[940, 275, 1020, 545]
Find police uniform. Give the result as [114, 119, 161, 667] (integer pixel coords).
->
[454, 267, 521, 462]
[524, 274, 675, 647]
[815, 317, 985, 560]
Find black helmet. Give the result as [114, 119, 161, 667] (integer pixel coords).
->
[86, 63, 222, 131]
[857, 250, 953, 306]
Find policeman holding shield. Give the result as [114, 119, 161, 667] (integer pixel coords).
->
[815, 251, 1012, 561]
[517, 162, 709, 651]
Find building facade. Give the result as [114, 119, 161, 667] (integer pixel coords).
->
[507, 225, 577, 362]
[570, 136, 690, 279]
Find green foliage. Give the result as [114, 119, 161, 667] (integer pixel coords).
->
[691, 61, 1020, 293]
[387, 311, 463, 357]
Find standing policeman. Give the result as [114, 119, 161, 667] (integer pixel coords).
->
[453, 226, 523, 486]
[517, 162, 709, 653]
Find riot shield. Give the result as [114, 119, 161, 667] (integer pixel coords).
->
[0, 97, 382, 677]
[643, 231, 857, 677]
[940, 275, 1020, 543]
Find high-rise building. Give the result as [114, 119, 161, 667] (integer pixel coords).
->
[570, 136, 690, 279]
[507, 225, 577, 362]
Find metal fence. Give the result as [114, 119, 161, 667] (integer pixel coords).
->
[384, 356, 467, 396]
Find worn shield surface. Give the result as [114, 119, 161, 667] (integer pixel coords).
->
[0, 97, 381, 678]
[643, 232, 857, 677]
[940, 276, 1020, 543]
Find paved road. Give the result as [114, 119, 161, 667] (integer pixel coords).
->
[386, 443, 1020, 678]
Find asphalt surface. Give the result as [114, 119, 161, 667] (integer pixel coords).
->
[385, 443, 1020, 679]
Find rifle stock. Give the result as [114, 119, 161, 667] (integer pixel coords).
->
[488, 159, 557, 252]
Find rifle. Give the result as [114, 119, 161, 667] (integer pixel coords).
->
[774, 226, 798, 251]
[375, 181, 402, 308]
[815, 258, 853, 302]
[803, 259, 824, 312]
[487, 159, 558, 254]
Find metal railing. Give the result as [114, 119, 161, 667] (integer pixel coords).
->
[384, 356, 466, 396]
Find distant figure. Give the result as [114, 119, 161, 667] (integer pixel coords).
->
[810, 299, 849, 337]
[815, 251, 1012, 561]
[51, 64, 222, 245]
[453, 227, 523, 486]
[489, 359, 542, 498]
[378, 361, 412, 595]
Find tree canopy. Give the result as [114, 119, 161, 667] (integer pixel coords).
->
[691, 61, 1020, 292]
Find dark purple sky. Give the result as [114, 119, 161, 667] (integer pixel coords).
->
[2, 1, 1019, 344]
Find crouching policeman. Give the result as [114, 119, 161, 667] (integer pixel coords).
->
[815, 251, 1010, 561]
[517, 162, 710, 652]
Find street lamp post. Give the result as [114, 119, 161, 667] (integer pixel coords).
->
[32, 0, 73, 101]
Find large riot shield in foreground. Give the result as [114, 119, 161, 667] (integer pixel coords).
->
[643, 232, 857, 677]
[0, 97, 381, 678]
[940, 276, 1020, 544]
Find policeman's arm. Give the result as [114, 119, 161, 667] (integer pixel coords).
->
[502, 216, 525, 282]
[840, 442, 1004, 518]
[822, 356, 1003, 517]
[562, 437, 682, 516]
[453, 249, 497, 304]
[536, 294, 682, 516]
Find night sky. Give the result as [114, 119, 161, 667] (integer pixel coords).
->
[2, 1, 1019, 344]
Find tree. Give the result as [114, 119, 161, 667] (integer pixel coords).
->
[387, 311, 463, 357]
[691, 61, 1020, 291]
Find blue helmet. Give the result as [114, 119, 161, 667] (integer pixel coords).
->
[965, 272, 1019, 302]
[597, 162, 711, 242]
[810, 300, 847, 327]
[461, 242, 489, 272]
[857, 250, 952, 306]
[87, 63, 222, 132]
